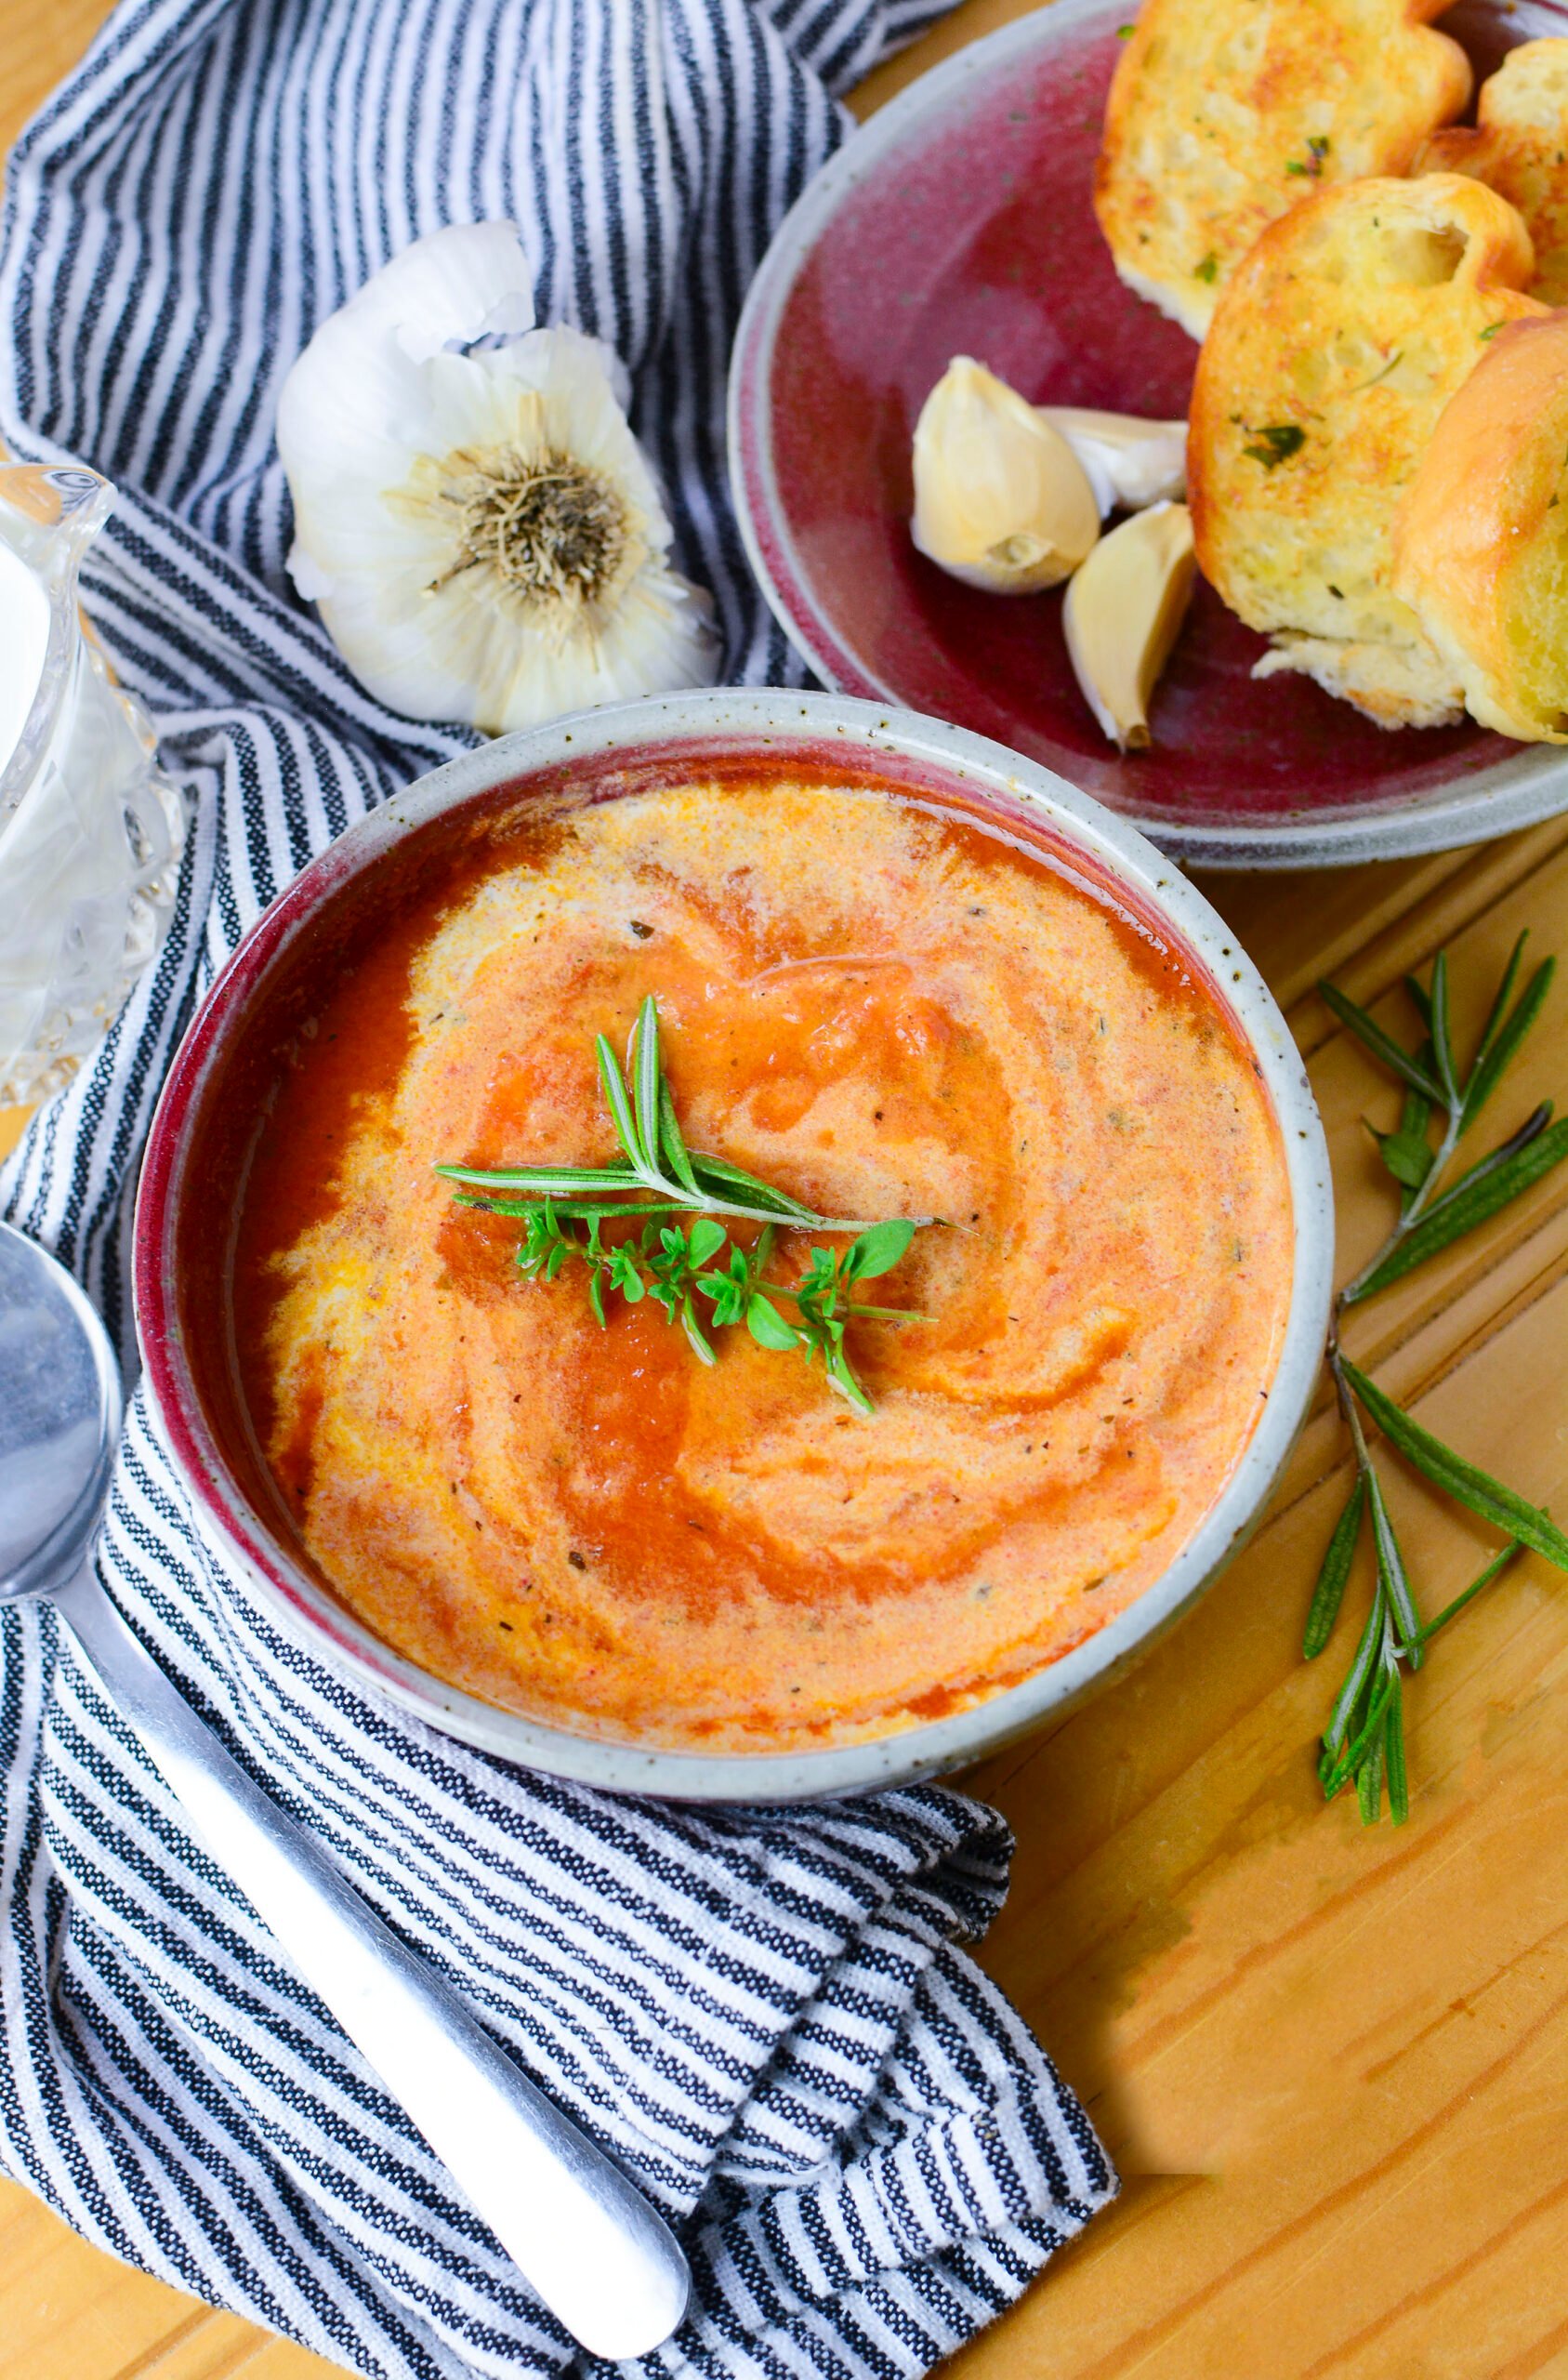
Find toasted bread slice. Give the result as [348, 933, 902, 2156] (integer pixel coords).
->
[1095, 0, 1472, 339]
[1189, 175, 1545, 728]
[1394, 311, 1568, 741]
[1421, 39, 1568, 303]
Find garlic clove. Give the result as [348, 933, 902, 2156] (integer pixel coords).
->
[912, 358, 1100, 593]
[1036, 407, 1189, 516]
[1063, 500, 1196, 751]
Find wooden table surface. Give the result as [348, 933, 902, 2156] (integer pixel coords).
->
[5, 5, 1568, 2376]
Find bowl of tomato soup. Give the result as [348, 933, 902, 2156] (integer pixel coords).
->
[134, 689, 1332, 1800]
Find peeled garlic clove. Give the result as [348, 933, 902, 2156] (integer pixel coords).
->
[1037, 406, 1188, 515]
[1063, 500, 1195, 751]
[912, 358, 1100, 593]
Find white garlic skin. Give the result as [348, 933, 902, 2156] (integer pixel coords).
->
[276, 221, 719, 736]
[1063, 500, 1196, 751]
[911, 358, 1100, 594]
[1036, 406, 1189, 517]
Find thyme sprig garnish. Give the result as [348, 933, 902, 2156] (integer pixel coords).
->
[1308, 933, 1568, 1822]
[438, 996, 930, 1415]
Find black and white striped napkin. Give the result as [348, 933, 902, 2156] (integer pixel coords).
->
[0, 0, 1115, 2373]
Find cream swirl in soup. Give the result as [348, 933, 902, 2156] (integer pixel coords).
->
[237, 775, 1293, 1750]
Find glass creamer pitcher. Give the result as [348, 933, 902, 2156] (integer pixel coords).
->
[0, 461, 185, 1109]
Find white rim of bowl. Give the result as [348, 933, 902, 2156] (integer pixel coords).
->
[138, 687, 1334, 1802]
[727, 0, 1568, 871]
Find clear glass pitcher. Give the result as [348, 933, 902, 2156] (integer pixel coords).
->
[0, 461, 186, 1110]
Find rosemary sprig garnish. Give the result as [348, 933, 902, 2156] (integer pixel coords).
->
[439, 995, 911, 1232]
[438, 996, 930, 1414]
[1308, 932, 1568, 1822]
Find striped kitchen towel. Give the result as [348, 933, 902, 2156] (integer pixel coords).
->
[0, 0, 1115, 2374]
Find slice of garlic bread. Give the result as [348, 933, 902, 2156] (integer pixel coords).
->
[1096, 0, 1472, 339]
[1422, 39, 1568, 303]
[1395, 312, 1568, 741]
[1189, 175, 1544, 728]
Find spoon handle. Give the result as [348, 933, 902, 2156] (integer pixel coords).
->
[54, 1563, 690, 2361]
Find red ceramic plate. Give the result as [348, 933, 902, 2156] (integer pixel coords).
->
[730, 0, 1568, 866]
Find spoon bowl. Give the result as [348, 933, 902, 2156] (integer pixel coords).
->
[0, 1222, 119, 1600]
[0, 1217, 691, 2360]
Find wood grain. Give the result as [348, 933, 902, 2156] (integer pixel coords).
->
[3, 1, 1567, 2374]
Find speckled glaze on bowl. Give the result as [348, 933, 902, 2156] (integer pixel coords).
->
[134, 690, 1333, 1802]
[730, 0, 1568, 869]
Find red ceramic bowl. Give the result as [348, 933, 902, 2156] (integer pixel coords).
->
[133, 691, 1332, 1801]
[730, 0, 1568, 866]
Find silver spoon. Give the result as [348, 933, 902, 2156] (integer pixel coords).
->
[0, 1217, 690, 2360]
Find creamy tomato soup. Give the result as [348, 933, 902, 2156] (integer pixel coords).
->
[236, 774, 1293, 1752]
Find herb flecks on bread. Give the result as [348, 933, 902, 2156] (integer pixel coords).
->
[1394, 312, 1568, 744]
[1422, 39, 1568, 305]
[1188, 175, 1546, 730]
[1095, 0, 1472, 341]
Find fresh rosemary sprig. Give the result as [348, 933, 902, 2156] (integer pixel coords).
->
[1308, 932, 1568, 1823]
[439, 996, 929, 1414]
[439, 994, 913, 1233]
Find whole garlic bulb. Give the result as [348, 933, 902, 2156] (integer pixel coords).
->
[911, 358, 1100, 594]
[276, 221, 720, 735]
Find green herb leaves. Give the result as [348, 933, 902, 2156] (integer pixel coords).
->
[439, 996, 931, 1414]
[1330, 935, 1563, 1304]
[1308, 935, 1567, 1823]
[1341, 1361, 1568, 1571]
[1243, 422, 1306, 468]
[1463, 945, 1553, 1130]
[773, 1224, 922, 1416]
[1285, 133, 1331, 178]
[838, 1217, 916, 1280]
[1302, 1474, 1364, 1659]
[506, 1203, 923, 1413]
[1351, 1108, 1566, 1301]
[1319, 976, 1443, 1104]
[441, 997, 889, 1232]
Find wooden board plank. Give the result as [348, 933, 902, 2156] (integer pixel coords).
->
[1, 3, 1566, 2377]
[0, 2197, 214, 2380]
[0, 0, 109, 157]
